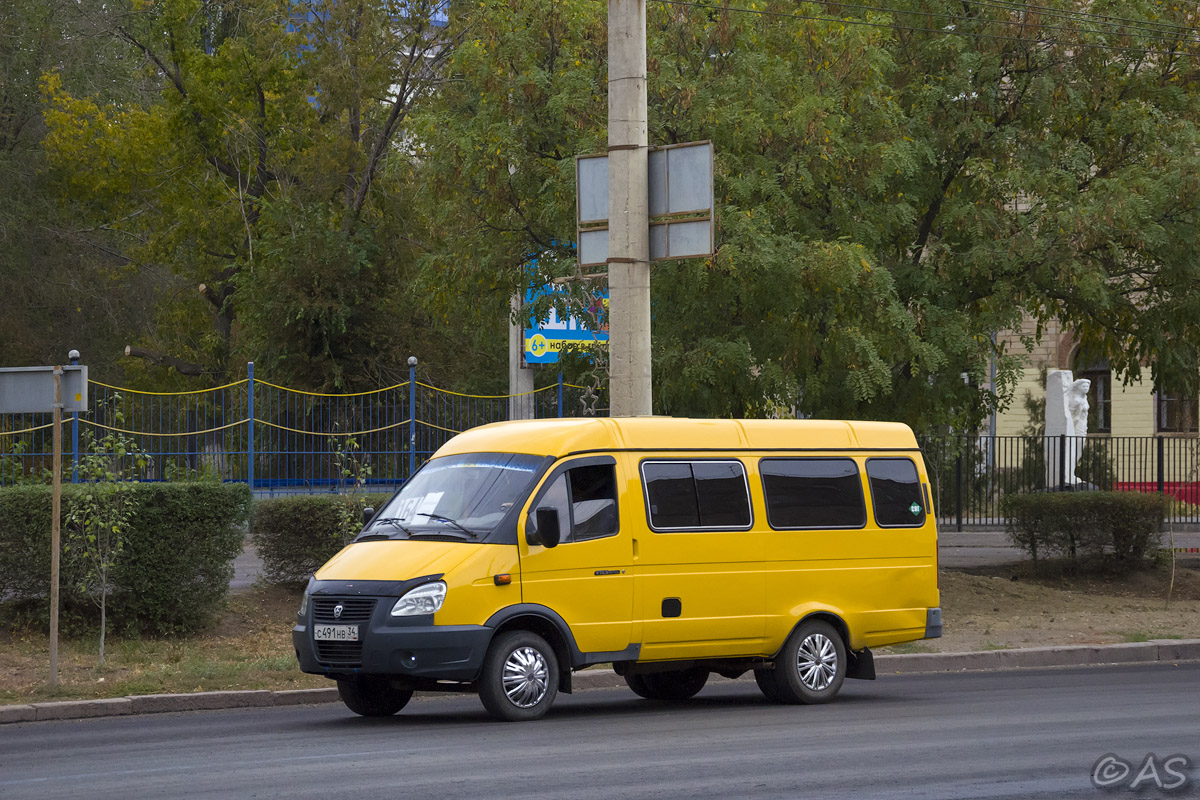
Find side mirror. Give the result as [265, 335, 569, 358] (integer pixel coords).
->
[361, 507, 376, 527]
[532, 507, 562, 549]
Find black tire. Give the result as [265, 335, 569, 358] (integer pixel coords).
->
[768, 619, 847, 705]
[478, 631, 559, 722]
[626, 668, 709, 702]
[754, 668, 781, 702]
[623, 673, 655, 699]
[337, 677, 413, 717]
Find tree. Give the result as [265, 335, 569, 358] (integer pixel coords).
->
[41, 0, 463, 389]
[0, 0, 165, 374]
[411, 0, 1200, 431]
[63, 397, 149, 664]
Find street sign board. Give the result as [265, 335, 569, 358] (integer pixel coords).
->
[0, 366, 88, 414]
[523, 284, 609, 365]
[576, 140, 714, 267]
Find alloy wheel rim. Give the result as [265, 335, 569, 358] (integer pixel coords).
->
[796, 633, 837, 691]
[502, 646, 549, 708]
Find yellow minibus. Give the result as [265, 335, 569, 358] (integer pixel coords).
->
[293, 417, 941, 721]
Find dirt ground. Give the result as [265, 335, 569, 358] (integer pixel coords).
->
[883, 557, 1200, 654]
[3, 560, 1200, 702]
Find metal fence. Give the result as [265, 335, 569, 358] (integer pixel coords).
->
[5, 381, 1197, 524]
[0, 362, 604, 494]
[920, 434, 1200, 529]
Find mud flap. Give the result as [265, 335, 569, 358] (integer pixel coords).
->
[847, 647, 876, 680]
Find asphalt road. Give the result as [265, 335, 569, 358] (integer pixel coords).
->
[3, 664, 1198, 800]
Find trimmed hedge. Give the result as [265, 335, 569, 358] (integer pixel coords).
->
[1001, 490, 1165, 570]
[250, 493, 393, 586]
[0, 482, 250, 635]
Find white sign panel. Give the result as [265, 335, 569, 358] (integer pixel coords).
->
[576, 141, 715, 268]
[0, 366, 88, 414]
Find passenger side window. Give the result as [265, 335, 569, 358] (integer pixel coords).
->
[641, 460, 752, 531]
[531, 463, 619, 543]
[866, 458, 927, 528]
[568, 463, 619, 541]
[760, 458, 866, 529]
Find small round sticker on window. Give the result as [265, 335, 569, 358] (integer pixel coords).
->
[909, 502, 922, 516]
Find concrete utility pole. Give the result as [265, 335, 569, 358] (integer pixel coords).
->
[607, 0, 652, 416]
[508, 293, 534, 419]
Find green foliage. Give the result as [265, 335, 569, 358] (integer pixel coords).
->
[39, 0, 463, 389]
[0, 483, 251, 635]
[413, 0, 1200, 429]
[250, 493, 392, 585]
[1001, 491, 1165, 571]
[60, 394, 150, 662]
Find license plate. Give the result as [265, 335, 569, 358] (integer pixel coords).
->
[313, 624, 359, 642]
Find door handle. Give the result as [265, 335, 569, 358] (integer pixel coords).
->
[594, 569, 623, 576]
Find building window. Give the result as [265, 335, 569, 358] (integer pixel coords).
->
[1072, 352, 1111, 434]
[1157, 391, 1199, 434]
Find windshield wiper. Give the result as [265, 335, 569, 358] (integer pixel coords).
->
[368, 517, 416, 537]
[415, 512, 480, 539]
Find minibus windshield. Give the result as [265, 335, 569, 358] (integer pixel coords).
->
[367, 453, 545, 542]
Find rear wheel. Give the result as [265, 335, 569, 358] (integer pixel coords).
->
[337, 677, 413, 717]
[768, 619, 847, 705]
[478, 631, 559, 722]
[624, 668, 709, 702]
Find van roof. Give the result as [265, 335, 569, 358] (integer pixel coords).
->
[434, 417, 920, 458]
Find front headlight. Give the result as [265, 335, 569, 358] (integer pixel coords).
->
[298, 592, 309, 617]
[390, 581, 447, 616]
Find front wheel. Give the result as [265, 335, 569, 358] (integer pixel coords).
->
[766, 620, 847, 705]
[478, 631, 559, 722]
[337, 677, 413, 717]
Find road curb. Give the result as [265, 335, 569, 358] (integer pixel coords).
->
[5, 639, 1198, 724]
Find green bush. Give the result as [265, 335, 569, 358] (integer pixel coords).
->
[250, 493, 393, 586]
[0, 482, 250, 635]
[1001, 490, 1165, 571]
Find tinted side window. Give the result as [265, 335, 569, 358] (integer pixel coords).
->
[642, 460, 751, 530]
[531, 464, 619, 543]
[866, 458, 927, 527]
[760, 458, 866, 529]
[642, 462, 699, 529]
[568, 463, 619, 541]
[694, 462, 752, 527]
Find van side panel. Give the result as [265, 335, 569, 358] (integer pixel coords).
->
[516, 458, 635, 654]
[624, 453, 767, 661]
[753, 454, 939, 653]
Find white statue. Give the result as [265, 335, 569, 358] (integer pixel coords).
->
[1045, 371, 1091, 486]
[1064, 378, 1091, 483]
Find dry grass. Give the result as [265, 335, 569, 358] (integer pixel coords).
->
[0, 585, 327, 705]
[882, 559, 1200, 653]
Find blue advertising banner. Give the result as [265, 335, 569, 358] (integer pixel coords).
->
[523, 284, 609, 365]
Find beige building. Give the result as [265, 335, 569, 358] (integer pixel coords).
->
[995, 317, 1196, 438]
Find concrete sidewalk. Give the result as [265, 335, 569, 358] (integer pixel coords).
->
[5, 638, 1199, 725]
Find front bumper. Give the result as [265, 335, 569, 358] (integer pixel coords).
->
[293, 594, 492, 681]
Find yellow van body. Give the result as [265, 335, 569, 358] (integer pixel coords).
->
[294, 418, 941, 720]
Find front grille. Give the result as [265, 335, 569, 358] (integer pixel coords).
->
[312, 597, 376, 624]
[311, 597, 376, 666]
[316, 640, 365, 665]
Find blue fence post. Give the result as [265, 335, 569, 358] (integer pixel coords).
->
[247, 362, 255, 492]
[408, 357, 417, 478]
[557, 372, 564, 418]
[69, 349, 80, 483]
